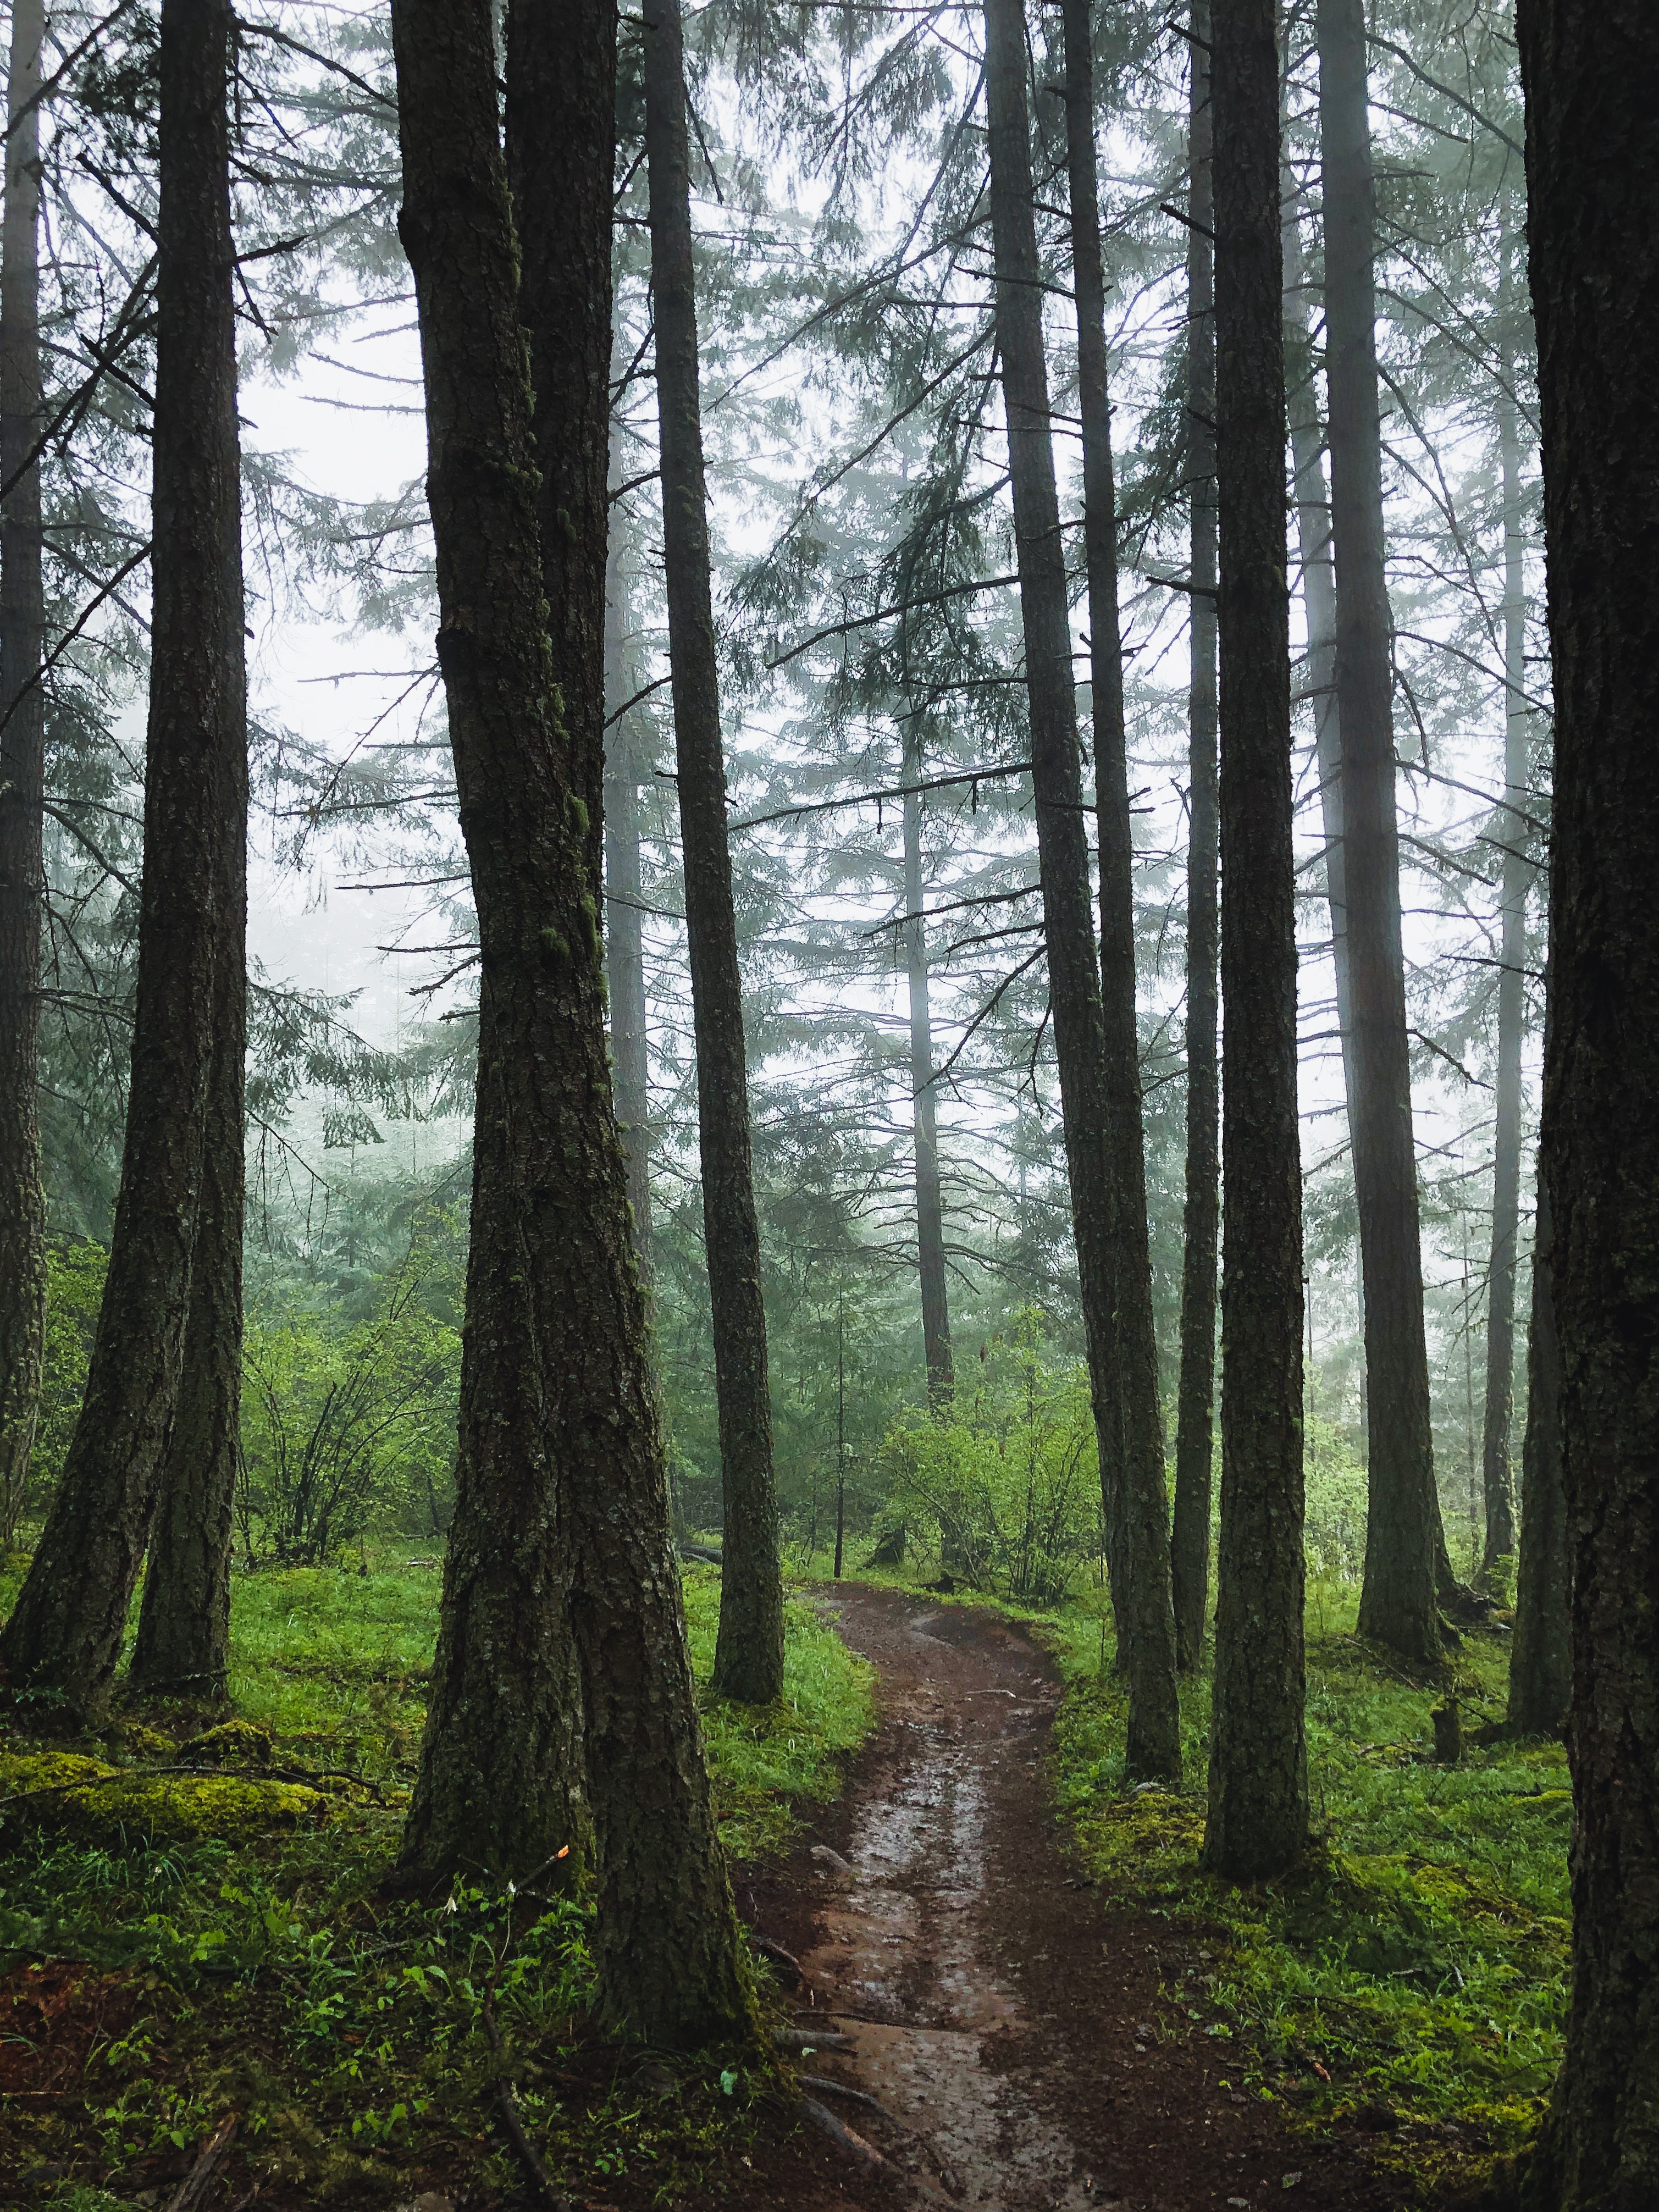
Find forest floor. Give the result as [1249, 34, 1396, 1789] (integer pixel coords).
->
[729, 1584, 1424, 2212]
[0, 1558, 1562, 2211]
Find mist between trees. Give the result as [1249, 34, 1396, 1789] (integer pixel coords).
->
[0, 0, 1650, 2204]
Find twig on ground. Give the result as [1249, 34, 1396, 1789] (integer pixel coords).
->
[802, 2094, 892, 2173]
[773, 2026, 853, 2052]
[480, 1998, 572, 2210]
[165, 2114, 238, 2212]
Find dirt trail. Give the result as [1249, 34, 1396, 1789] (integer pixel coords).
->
[739, 1585, 1406, 2212]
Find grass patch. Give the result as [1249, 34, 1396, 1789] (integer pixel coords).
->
[0, 1549, 873, 2202]
[1043, 1581, 1567, 2196]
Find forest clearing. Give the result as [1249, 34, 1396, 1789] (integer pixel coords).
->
[0, 0, 1651, 2209]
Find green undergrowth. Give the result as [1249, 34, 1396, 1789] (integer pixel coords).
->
[1045, 1584, 1568, 2198]
[0, 1548, 873, 2203]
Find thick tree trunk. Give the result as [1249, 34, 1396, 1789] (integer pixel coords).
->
[1200, 0, 1308, 1881]
[1061, 0, 1179, 1715]
[129, 871, 245, 1699]
[506, 0, 615, 887]
[0, 0, 46, 1549]
[604, 528, 654, 1278]
[0, 0, 244, 1721]
[1478, 355, 1529, 1578]
[1507, 1161, 1567, 1737]
[983, 0, 1179, 1782]
[902, 729, 952, 1404]
[1514, 4, 1659, 2198]
[1318, 0, 1442, 1665]
[1171, 2, 1218, 1676]
[389, 0, 754, 2049]
[642, 0, 782, 1708]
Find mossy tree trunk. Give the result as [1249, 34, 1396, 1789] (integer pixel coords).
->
[983, 0, 1179, 1782]
[1171, 1, 1218, 1675]
[388, 0, 754, 2049]
[1317, 0, 1445, 1664]
[642, 0, 782, 1706]
[0, 0, 245, 1722]
[0, 0, 47, 1550]
[1516, 2, 1659, 2193]
[1061, 0, 1181, 1729]
[1201, 0, 1308, 1882]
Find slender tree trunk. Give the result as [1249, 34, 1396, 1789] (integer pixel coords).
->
[1478, 341, 1529, 1578]
[604, 527, 654, 1279]
[1201, 0, 1308, 1881]
[642, 0, 782, 1707]
[0, 0, 46, 1550]
[389, 0, 754, 2049]
[506, 0, 613, 887]
[129, 863, 245, 1699]
[1171, 1, 1218, 1675]
[902, 727, 952, 1404]
[983, 0, 1179, 1782]
[1515, 3, 1659, 2194]
[1281, 172, 1357, 1124]
[1507, 1156, 1567, 1737]
[0, 0, 245, 1721]
[1318, 0, 1442, 1664]
[1061, 0, 1180, 1723]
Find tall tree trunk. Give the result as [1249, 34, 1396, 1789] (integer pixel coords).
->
[983, 0, 1179, 1782]
[0, 0, 46, 1550]
[1478, 330, 1529, 1578]
[0, 0, 245, 1721]
[1281, 170, 1357, 1127]
[1171, 0, 1218, 1675]
[1507, 1156, 1567, 1736]
[388, 0, 754, 2049]
[1200, 0, 1308, 1881]
[506, 0, 613, 886]
[1515, 2, 1659, 2196]
[1060, 0, 1180, 1718]
[642, 0, 782, 1707]
[902, 727, 952, 1404]
[129, 862, 245, 1698]
[1318, 0, 1442, 1664]
[604, 526, 654, 1279]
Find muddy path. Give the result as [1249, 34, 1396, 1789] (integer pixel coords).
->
[737, 1585, 1408, 2212]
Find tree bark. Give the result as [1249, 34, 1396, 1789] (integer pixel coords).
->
[1171, 1, 1218, 1676]
[1514, 2, 1659, 2196]
[902, 727, 952, 1405]
[983, 0, 1179, 1782]
[0, 0, 46, 1550]
[506, 0, 613, 889]
[1478, 331, 1529, 1578]
[1200, 0, 1308, 1881]
[389, 0, 754, 2049]
[642, 0, 782, 1708]
[129, 857, 245, 1700]
[1317, 0, 1442, 1666]
[1507, 1158, 1567, 1737]
[1061, 0, 1180, 1721]
[604, 522, 654, 1279]
[0, 0, 244, 1722]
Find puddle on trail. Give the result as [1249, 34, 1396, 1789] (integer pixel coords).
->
[797, 1611, 1098, 2211]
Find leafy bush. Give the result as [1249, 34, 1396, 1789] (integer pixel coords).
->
[8, 1240, 111, 1542]
[1304, 1414, 1370, 1582]
[237, 1235, 461, 1565]
[872, 1309, 1101, 1598]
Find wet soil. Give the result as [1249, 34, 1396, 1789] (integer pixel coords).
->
[735, 1584, 1412, 2212]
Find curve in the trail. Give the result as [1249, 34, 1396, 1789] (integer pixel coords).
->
[743, 1583, 1403, 2212]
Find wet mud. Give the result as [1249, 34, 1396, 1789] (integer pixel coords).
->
[736, 1584, 1408, 2212]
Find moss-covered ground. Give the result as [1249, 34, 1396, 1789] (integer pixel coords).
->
[0, 1551, 873, 2208]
